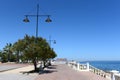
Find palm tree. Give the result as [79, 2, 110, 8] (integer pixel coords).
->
[3, 43, 13, 62]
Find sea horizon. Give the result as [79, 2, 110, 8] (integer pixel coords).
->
[79, 60, 120, 72]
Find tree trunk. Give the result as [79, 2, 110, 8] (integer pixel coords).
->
[16, 51, 19, 63]
[8, 52, 10, 62]
[43, 61, 46, 69]
[33, 59, 37, 71]
[48, 60, 51, 66]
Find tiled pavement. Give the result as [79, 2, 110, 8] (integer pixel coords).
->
[0, 63, 110, 80]
[35, 64, 110, 80]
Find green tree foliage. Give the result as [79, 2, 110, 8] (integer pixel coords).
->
[40, 47, 57, 68]
[0, 51, 2, 60]
[12, 39, 25, 62]
[1, 52, 8, 63]
[12, 35, 57, 71]
[3, 43, 14, 62]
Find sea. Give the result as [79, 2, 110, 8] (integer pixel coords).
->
[79, 61, 120, 72]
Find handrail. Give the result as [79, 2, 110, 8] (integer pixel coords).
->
[89, 65, 111, 79]
[67, 61, 111, 79]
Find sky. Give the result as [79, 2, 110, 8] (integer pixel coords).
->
[0, 0, 120, 61]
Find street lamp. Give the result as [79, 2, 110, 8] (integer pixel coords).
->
[48, 35, 56, 48]
[23, 16, 30, 22]
[47, 36, 56, 66]
[23, 4, 52, 38]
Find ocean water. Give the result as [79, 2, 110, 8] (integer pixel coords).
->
[80, 61, 120, 72]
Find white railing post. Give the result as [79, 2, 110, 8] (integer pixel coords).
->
[73, 61, 76, 70]
[68, 62, 70, 66]
[110, 70, 119, 80]
[86, 62, 90, 71]
[77, 63, 80, 71]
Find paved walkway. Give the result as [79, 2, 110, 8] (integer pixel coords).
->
[35, 64, 110, 80]
[0, 63, 29, 72]
[0, 63, 111, 80]
[0, 64, 37, 80]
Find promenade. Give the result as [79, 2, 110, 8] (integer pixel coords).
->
[0, 63, 110, 80]
[0, 63, 37, 80]
[35, 64, 110, 80]
[0, 63, 29, 72]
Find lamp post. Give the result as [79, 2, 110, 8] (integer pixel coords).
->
[47, 35, 56, 66]
[23, 4, 52, 39]
[22, 4, 52, 66]
[48, 35, 56, 48]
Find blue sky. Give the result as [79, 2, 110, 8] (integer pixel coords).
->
[0, 0, 120, 60]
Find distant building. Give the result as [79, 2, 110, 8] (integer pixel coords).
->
[54, 58, 67, 64]
[56, 58, 67, 62]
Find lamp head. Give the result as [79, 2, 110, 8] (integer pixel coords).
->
[45, 16, 52, 22]
[53, 40, 56, 44]
[23, 16, 30, 22]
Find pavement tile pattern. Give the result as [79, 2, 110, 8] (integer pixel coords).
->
[35, 64, 110, 80]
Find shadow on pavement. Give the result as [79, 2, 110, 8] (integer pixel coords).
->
[20, 65, 57, 75]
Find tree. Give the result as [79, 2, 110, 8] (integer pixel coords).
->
[3, 43, 13, 62]
[12, 35, 57, 71]
[1, 52, 8, 63]
[40, 47, 57, 68]
[12, 39, 26, 62]
[0, 51, 3, 62]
